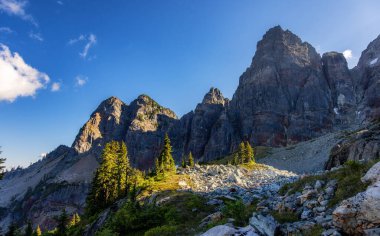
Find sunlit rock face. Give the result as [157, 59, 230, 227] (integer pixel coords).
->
[229, 26, 334, 146]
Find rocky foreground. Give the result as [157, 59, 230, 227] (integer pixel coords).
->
[197, 162, 380, 236]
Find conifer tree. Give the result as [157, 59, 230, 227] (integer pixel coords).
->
[33, 225, 42, 236]
[188, 152, 194, 167]
[25, 221, 33, 236]
[68, 213, 80, 228]
[56, 209, 68, 236]
[232, 152, 239, 165]
[87, 141, 133, 214]
[115, 142, 130, 197]
[238, 142, 246, 164]
[155, 134, 176, 175]
[181, 155, 186, 168]
[245, 141, 255, 163]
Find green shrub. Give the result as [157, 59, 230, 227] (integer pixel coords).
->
[96, 228, 119, 236]
[144, 225, 177, 236]
[270, 211, 298, 223]
[222, 200, 250, 226]
[278, 160, 378, 208]
[304, 224, 324, 236]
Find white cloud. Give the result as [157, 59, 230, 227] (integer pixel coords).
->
[0, 44, 49, 102]
[29, 31, 43, 41]
[68, 34, 97, 59]
[75, 75, 87, 87]
[40, 153, 47, 158]
[343, 49, 353, 60]
[51, 82, 61, 92]
[0, 26, 12, 34]
[68, 34, 85, 45]
[0, 0, 36, 26]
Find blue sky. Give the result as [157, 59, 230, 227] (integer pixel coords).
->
[1, 0, 380, 168]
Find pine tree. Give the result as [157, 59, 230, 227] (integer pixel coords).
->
[232, 152, 239, 165]
[238, 142, 246, 164]
[155, 134, 176, 175]
[25, 221, 33, 236]
[181, 155, 186, 168]
[245, 141, 255, 163]
[56, 209, 68, 236]
[68, 213, 80, 228]
[0, 147, 6, 180]
[33, 225, 42, 236]
[188, 152, 194, 167]
[115, 142, 130, 197]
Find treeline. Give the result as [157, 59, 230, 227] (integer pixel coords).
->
[230, 141, 255, 165]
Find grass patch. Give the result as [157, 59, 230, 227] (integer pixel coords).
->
[270, 211, 299, 224]
[240, 162, 267, 171]
[304, 224, 324, 236]
[254, 146, 273, 160]
[140, 174, 192, 198]
[278, 160, 378, 207]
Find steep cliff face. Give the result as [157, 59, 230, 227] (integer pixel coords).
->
[322, 52, 356, 126]
[354, 35, 380, 121]
[230, 26, 334, 146]
[72, 96, 129, 154]
[125, 95, 178, 169]
[185, 88, 230, 160]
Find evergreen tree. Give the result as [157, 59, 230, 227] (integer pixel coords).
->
[188, 152, 194, 167]
[68, 213, 80, 228]
[25, 221, 33, 236]
[245, 141, 255, 163]
[238, 142, 246, 164]
[0, 147, 6, 180]
[181, 155, 186, 168]
[155, 134, 176, 175]
[115, 142, 130, 197]
[56, 209, 68, 236]
[232, 152, 239, 165]
[33, 225, 42, 236]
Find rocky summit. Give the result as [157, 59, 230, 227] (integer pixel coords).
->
[1, 26, 380, 235]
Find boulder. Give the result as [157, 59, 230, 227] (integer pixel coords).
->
[249, 213, 278, 236]
[200, 225, 236, 236]
[333, 161, 380, 234]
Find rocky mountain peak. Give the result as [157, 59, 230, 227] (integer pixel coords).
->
[357, 34, 380, 69]
[72, 97, 128, 154]
[252, 25, 320, 68]
[201, 87, 226, 105]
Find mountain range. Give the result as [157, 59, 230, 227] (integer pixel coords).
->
[1, 25, 380, 232]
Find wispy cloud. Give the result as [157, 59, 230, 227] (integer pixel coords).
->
[29, 31, 43, 41]
[57, 1, 63, 5]
[0, 26, 13, 34]
[0, 44, 49, 102]
[0, 0, 37, 26]
[75, 75, 88, 87]
[68, 34, 97, 59]
[51, 82, 61, 92]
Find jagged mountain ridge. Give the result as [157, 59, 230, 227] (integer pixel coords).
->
[1, 26, 380, 231]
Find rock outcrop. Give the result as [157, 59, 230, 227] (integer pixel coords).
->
[326, 121, 380, 170]
[333, 161, 380, 234]
[229, 26, 334, 146]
